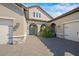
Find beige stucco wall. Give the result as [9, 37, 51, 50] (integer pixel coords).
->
[26, 7, 51, 36]
[29, 7, 52, 21]
[50, 11, 79, 38]
[0, 4, 27, 37]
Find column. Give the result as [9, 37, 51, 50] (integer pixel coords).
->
[37, 25, 41, 35]
[8, 25, 13, 45]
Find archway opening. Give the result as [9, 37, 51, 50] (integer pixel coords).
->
[51, 23, 56, 30]
[50, 23, 56, 36]
[29, 23, 38, 35]
[40, 24, 46, 32]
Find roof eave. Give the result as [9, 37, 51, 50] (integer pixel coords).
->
[28, 6, 53, 20]
[52, 7, 79, 21]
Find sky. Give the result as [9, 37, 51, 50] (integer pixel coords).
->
[23, 3, 79, 18]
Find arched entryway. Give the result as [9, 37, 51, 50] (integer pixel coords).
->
[29, 23, 38, 35]
[51, 23, 56, 31]
[40, 24, 46, 32]
[50, 23, 56, 36]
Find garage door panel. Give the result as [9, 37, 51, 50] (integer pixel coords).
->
[64, 23, 76, 40]
[64, 21, 79, 42]
[0, 25, 9, 44]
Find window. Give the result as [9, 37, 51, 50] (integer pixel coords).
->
[33, 12, 41, 18]
[39, 13, 41, 18]
[36, 12, 38, 17]
[33, 12, 35, 17]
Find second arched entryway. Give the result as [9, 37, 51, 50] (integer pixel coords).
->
[29, 23, 38, 35]
[40, 24, 46, 32]
[50, 23, 56, 31]
[50, 23, 56, 36]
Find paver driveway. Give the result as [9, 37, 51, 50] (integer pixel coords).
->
[0, 35, 53, 56]
[39, 37, 79, 56]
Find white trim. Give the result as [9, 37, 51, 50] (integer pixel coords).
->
[0, 16, 15, 20]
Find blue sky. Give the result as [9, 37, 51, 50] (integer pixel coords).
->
[23, 3, 79, 18]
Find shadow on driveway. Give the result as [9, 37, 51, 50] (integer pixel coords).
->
[39, 37, 79, 56]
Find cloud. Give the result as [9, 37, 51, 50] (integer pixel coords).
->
[44, 3, 79, 18]
[23, 3, 79, 18]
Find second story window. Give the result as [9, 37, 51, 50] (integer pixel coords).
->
[39, 13, 41, 18]
[36, 12, 38, 17]
[33, 12, 35, 17]
[33, 12, 41, 18]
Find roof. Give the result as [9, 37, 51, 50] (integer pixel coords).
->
[15, 3, 28, 10]
[15, 4, 79, 23]
[28, 6, 53, 20]
[49, 7, 79, 22]
[15, 4, 53, 22]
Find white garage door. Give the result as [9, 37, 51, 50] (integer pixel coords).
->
[0, 25, 9, 44]
[64, 21, 79, 42]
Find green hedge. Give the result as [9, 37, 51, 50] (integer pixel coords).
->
[40, 26, 55, 38]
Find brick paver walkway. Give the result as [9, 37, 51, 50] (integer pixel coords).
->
[0, 35, 53, 56]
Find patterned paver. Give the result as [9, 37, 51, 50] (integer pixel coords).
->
[0, 35, 53, 56]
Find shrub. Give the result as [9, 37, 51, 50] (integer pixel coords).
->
[40, 25, 55, 38]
